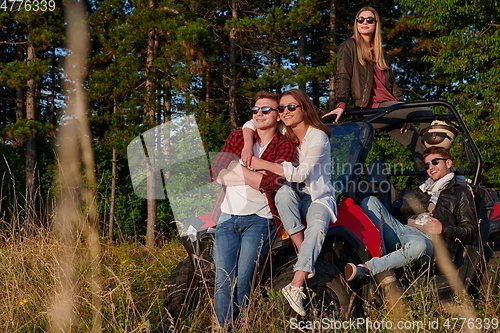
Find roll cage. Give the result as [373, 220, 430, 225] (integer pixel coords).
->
[322, 100, 483, 186]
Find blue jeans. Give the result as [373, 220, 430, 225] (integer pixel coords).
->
[214, 213, 275, 329]
[275, 184, 330, 275]
[361, 196, 433, 275]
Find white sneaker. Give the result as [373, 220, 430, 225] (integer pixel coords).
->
[281, 284, 306, 316]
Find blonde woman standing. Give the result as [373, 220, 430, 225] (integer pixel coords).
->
[324, 6, 432, 169]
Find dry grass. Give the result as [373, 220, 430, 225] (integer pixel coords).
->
[0, 227, 498, 332]
[165, 257, 500, 332]
[0, 232, 185, 332]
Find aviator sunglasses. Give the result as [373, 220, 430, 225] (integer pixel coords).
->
[424, 158, 448, 170]
[277, 104, 301, 113]
[250, 106, 278, 114]
[356, 16, 376, 24]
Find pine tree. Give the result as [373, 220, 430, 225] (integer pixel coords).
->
[0, 6, 64, 227]
[397, 0, 500, 187]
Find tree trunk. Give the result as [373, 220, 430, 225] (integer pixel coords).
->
[16, 89, 24, 120]
[162, 80, 171, 182]
[163, 78, 172, 123]
[228, 0, 238, 130]
[25, 38, 37, 221]
[145, 13, 159, 248]
[204, 72, 211, 118]
[146, 162, 157, 248]
[328, 0, 338, 110]
[298, 33, 306, 91]
[16, 38, 25, 121]
[108, 146, 117, 243]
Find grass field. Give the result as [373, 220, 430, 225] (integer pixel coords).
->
[1, 229, 499, 332]
[0, 233, 186, 332]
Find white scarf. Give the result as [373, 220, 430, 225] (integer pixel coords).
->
[419, 172, 455, 213]
[419, 172, 455, 195]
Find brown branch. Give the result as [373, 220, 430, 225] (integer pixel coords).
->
[0, 41, 27, 45]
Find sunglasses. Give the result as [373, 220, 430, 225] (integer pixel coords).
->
[356, 16, 376, 24]
[277, 104, 301, 113]
[250, 106, 278, 114]
[424, 158, 448, 170]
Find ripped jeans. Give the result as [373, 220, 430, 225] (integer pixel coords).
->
[275, 184, 330, 275]
[361, 196, 433, 275]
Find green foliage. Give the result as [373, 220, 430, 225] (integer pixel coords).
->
[3, 119, 55, 144]
[397, 0, 500, 187]
[0, 58, 52, 89]
[1, 0, 499, 243]
[367, 131, 420, 190]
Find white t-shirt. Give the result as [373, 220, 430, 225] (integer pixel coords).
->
[220, 142, 272, 218]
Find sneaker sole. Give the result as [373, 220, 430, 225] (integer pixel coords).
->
[344, 263, 357, 281]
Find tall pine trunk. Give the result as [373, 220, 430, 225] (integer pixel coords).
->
[16, 37, 24, 121]
[25, 36, 37, 220]
[228, 0, 238, 130]
[328, 0, 338, 110]
[108, 144, 117, 243]
[108, 51, 118, 243]
[162, 79, 171, 228]
[298, 33, 306, 91]
[145, 21, 158, 248]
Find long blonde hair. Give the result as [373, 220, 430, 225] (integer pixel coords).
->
[353, 6, 389, 70]
[279, 89, 331, 146]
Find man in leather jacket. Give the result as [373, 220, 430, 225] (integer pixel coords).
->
[344, 146, 478, 281]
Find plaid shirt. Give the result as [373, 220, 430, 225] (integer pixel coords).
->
[210, 129, 297, 233]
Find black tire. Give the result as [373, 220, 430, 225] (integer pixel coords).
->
[272, 259, 351, 319]
[481, 250, 500, 297]
[165, 255, 215, 316]
[164, 258, 198, 317]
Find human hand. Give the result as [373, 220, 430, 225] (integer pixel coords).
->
[400, 122, 410, 133]
[250, 156, 267, 170]
[422, 216, 443, 235]
[321, 107, 345, 123]
[241, 144, 254, 167]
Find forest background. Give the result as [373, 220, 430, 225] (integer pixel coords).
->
[1, 0, 499, 245]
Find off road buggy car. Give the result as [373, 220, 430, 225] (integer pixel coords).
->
[132, 100, 500, 321]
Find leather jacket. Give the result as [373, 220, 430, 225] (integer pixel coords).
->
[391, 177, 478, 261]
[334, 38, 403, 108]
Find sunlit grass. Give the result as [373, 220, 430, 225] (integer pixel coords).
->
[0, 223, 499, 333]
[0, 231, 185, 332]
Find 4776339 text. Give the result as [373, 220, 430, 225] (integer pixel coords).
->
[1, 0, 55, 11]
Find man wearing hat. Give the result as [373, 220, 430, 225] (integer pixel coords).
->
[344, 146, 478, 282]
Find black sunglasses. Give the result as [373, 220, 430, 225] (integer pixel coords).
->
[356, 16, 376, 24]
[424, 158, 448, 170]
[277, 104, 301, 113]
[250, 106, 278, 114]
